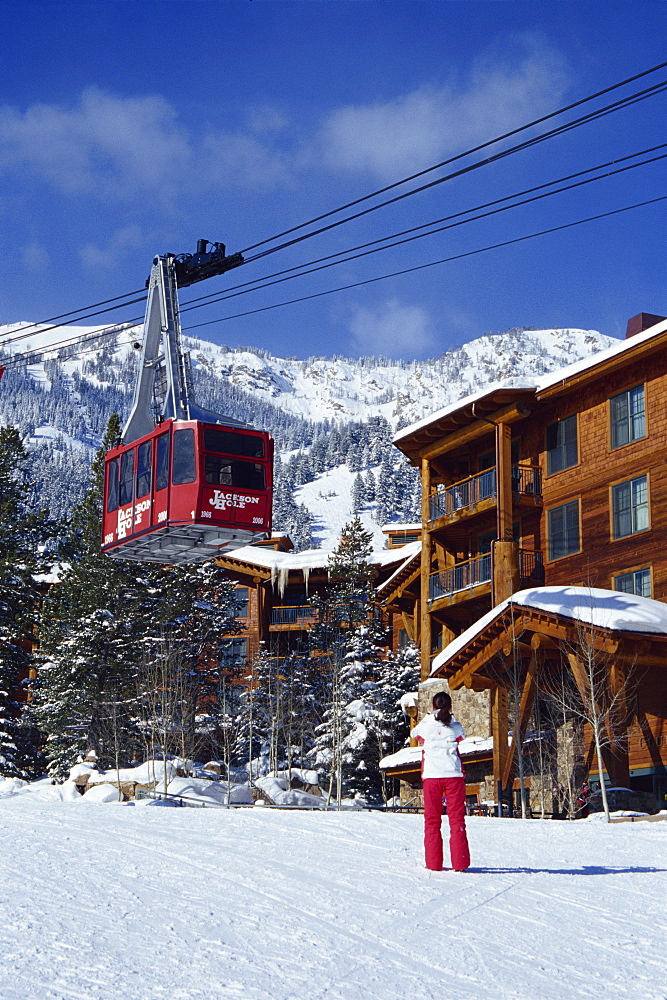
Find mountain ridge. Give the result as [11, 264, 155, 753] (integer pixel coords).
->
[0, 321, 620, 540]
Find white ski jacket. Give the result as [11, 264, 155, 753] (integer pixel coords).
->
[412, 712, 466, 779]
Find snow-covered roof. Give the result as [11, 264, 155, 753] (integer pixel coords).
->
[536, 316, 667, 395]
[33, 563, 68, 585]
[372, 539, 421, 568]
[395, 317, 667, 445]
[221, 540, 421, 595]
[393, 378, 537, 444]
[432, 586, 667, 675]
[376, 541, 421, 594]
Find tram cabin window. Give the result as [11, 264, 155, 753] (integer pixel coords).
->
[204, 456, 266, 490]
[106, 459, 120, 513]
[136, 441, 152, 499]
[204, 427, 264, 459]
[172, 429, 196, 485]
[155, 433, 169, 492]
[119, 450, 135, 505]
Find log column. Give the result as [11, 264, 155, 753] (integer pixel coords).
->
[420, 458, 433, 682]
[491, 684, 510, 800]
[492, 421, 519, 604]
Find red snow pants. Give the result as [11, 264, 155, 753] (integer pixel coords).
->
[422, 776, 470, 871]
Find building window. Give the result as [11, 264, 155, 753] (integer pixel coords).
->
[610, 385, 645, 449]
[613, 568, 651, 598]
[612, 475, 649, 539]
[546, 415, 578, 474]
[548, 500, 580, 560]
[218, 637, 248, 670]
[234, 587, 249, 618]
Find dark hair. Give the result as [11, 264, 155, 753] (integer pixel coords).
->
[432, 691, 452, 725]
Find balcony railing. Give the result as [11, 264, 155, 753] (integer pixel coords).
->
[270, 605, 317, 626]
[428, 465, 542, 523]
[429, 553, 492, 602]
[429, 549, 544, 603]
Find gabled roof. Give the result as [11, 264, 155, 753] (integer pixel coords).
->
[432, 586, 667, 679]
[376, 542, 422, 600]
[393, 382, 536, 457]
[394, 317, 667, 457]
[216, 540, 420, 595]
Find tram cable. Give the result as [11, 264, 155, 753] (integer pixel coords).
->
[176, 146, 667, 313]
[181, 196, 667, 331]
[240, 79, 667, 266]
[5, 63, 666, 349]
[2, 171, 664, 371]
[238, 60, 667, 256]
[4, 289, 147, 341]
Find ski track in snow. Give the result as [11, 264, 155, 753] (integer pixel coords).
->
[0, 798, 666, 1000]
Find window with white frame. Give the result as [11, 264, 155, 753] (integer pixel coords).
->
[546, 415, 578, 474]
[612, 474, 649, 538]
[610, 385, 646, 449]
[547, 499, 580, 560]
[613, 567, 651, 598]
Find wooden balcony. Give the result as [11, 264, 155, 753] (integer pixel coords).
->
[428, 465, 542, 528]
[269, 605, 318, 630]
[429, 549, 544, 607]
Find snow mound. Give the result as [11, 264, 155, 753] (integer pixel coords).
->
[0, 776, 27, 798]
[254, 775, 324, 808]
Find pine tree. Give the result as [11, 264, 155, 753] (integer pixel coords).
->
[374, 642, 420, 800]
[338, 617, 387, 802]
[33, 416, 147, 775]
[0, 426, 50, 777]
[351, 473, 365, 512]
[309, 516, 382, 803]
[364, 470, 376, 503]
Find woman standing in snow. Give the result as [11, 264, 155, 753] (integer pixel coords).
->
[412, 691, 471, 872]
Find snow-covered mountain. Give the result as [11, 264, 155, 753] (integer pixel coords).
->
[0, 321, 619, 544]
[180, 326, 613, 428]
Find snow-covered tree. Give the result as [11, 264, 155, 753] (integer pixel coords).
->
[33, 416, 153, 775]
[0, 426, 50, 777]
[309, 516, 384, 803]
[373, 642, 420, 800]
[351, 473, 365, 512]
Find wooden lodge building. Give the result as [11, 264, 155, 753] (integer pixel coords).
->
[380, 313, 667, 813]
[213, 530, 421, 670]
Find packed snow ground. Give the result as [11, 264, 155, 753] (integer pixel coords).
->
[1, 788, 665, 1000]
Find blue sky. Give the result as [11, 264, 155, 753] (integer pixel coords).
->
[1, 1, 665, 361]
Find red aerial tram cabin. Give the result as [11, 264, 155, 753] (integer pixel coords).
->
[101, 242, 274, 565]
[102, 419, 273, 564]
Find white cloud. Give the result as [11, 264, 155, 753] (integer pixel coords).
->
[0, 87, 292, 201]
[0, 36, 568, 206]
[247, 105, 289, 136]
[79, 224, 147, 271]
[20, 242, 49, 272]
[202, 131, 291, 191]
[349, 298, 435, 358]
[0, 88, 191, 200]
[317, 35, 569, 181]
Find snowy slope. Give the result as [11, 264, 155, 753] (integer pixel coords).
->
[296, 464, 384, 549]
[0, 787, 665, 1000]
